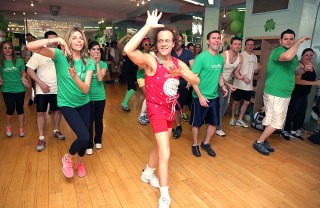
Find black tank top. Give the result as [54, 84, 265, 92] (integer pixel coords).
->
[292, 61, 316, 96]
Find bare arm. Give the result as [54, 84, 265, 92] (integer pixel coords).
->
[295, 74, 320, 86]
[69, 69, 93, 94]
[177, 60, 199, 85]
[96, 63, 107, 82]
[278, 36, 311, 61]
[27, 68, 50, 93]
[234, 54, 244, 80]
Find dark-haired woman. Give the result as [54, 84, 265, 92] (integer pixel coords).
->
[27, 27, 95, 179]
[0, 41, 30, 137]
[86, 41, 108, 155]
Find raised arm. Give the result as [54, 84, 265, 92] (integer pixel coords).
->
[278, 36, 311, 61]
[177, 60, 199, 85]
[124, 9, 164, 70]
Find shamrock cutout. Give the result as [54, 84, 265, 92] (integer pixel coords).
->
[264, 19, 276, 32]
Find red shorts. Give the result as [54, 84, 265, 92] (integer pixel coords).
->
[149, 114, 174, 133]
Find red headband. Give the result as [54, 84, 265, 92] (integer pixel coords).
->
[142, 38, 151, 45]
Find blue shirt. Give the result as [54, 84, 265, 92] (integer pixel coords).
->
[172, 49, 194, 84]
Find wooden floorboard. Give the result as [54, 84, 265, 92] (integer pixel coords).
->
[0, 83, 319, 207]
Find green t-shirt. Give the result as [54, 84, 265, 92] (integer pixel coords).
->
[0, 58, 26, 93]
[264, 46, 299, 98]
[53, 48, 95, 108]
[192, 50, 224, 99]
[137, 68, 145, 79]
[88, 58, 108, 101]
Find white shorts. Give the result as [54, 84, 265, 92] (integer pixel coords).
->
[262, 93, 291, 129]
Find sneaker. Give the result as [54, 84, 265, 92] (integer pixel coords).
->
[173, 126, 182, 139]
[19, 128, 25, 137]
[121, 104, 130, 112]
[53, 130, 65, 140]
[141, 170, 160, 188]
[289, 132, 304, 141]
[253, 141, 269, 156]
[159, 196, 171, 208]
[6, 126, 12, 137]
[138, 115, 148, 125]
[280, 131, 290, 141]
[236, 120, 249, 128]
[28, 99, 33, 106]
[76, 162, 86, 178]
[229, 118, 236, 126]
[215, 130, 226, 137]
[95, 143, 102, 149]
[36, 139, 45, 152]
[145, 115, 150, 123]
[192, 145, 201, 157]
[201, 141, 216, 157]
[262, 140, 275, 152]
[62, 155, 74, 178]
[182, 113, 189, 122]
[86, 148, 93, 155]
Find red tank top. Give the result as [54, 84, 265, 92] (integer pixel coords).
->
[145, 56, 180, 120]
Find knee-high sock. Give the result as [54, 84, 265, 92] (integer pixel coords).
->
[121, 89, 136, 107]
[140, 99, 147, 117]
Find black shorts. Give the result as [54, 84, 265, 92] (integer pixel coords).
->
[232, 89, 252, 102]
[36, 94, 59, 112]
[175, 83, 191, 110]
[189, 97, 220, 127]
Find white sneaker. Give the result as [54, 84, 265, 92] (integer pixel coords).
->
[215, 130, 226, 137]
[95, 143, 102, 149]
[141, 170, 160, 188]
[236, 120, 248, 128]
[159, 196, 171, 208]
[229, 118, 236, 126]
[86, 148, 93, 155]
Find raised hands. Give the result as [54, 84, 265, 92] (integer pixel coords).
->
[146, 9, 164, 29]
[57, 37, 71, 57]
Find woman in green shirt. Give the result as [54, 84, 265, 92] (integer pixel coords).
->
[0, 41, 30, 137]
[27, 27, 95, 179]
[86, 41, 108, 155]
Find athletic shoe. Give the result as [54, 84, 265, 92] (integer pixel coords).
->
[54, 130, 65, 140]
[159, 196, 171, 208]
[173, 126, 182, 139]
[76, 162, 86, 178]
[121, 104, 130, 112]
[141, 170, 160, 188]
[62, 155, 74, 178]
[36, 139, 45, 152]
[253, 141, 269, 156]
[138, 116, 148, 125]
[86, 148, 93, 155]
[192, 145, 201, 157]
[262, 140, 275, 152]
[95, 143, 102, 149]
[236, 120, 249, 128]
[145, 115, 150, 123]
[229, 118, 236, 126]
[201, 141, 216, 157]
[19, 128, 25, 137]
[6, 126, 12, 137]
[182, 113, 189, 122]
[215, 130, 226, 137]
[289, 132, 304, 141]
[28, 99, 33, 106]
[280, 131, 290, 141]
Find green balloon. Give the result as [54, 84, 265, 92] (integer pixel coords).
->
[231, 20, 242, 34]
[187, 35, 192, 42]
[186, 29, 192, 36]
[96, 30, 104, 38]
[229, 9, 240, 21]
[239, 11, 245, 23]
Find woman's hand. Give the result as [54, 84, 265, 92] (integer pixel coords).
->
[93, 53, 101, 64]
[58, 37, 71, 56]
[146, 9, 164, 29]
[68, 67, 77, 79]
[21, 77, 31, 88]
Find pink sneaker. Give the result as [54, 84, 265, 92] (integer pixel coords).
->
[62, 155, 74, 178]
[19, 128, 25, 137]
[76, 162, 86, 178]
[6, 126, 12, 137]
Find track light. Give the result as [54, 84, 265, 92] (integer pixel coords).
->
[223, 7, 226, 18]
[31, 1, 34, 7]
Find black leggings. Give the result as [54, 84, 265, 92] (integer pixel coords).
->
[88, 100, 106, 148]
[2, 92, 25, 115]
[284, 93, 308, 132]
[61, 102, 90, 157]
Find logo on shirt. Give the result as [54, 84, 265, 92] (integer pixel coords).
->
[3, 67, 18, 72]
[163, 77, 180, 97]
[212, 64, 222, 70]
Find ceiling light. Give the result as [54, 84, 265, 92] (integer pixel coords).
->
[208, 0, 214, 5]
[31, 1, 34, 7]
[223, 7, 226, 18]
[13, 12, 16, 15]
[34, 12, 37, 15]
[183, 0, 204, 6]
[23, 12, 26, 15]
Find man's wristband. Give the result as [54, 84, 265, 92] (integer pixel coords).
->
[220, 84, 226, 88]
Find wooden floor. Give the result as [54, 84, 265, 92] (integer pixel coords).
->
[0, 83, 319, 208]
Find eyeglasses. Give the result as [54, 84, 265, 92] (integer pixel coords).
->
[144, 43, 152, 47]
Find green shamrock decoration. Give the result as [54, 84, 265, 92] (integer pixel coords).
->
[264, 18, 276, 32]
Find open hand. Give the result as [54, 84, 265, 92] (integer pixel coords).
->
[59, 37, 71, 57]
[165, 64, 182, 77]
[68, 67, 77, 79]
[146, 9, 164, 29]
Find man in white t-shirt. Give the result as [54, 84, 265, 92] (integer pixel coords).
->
[27, 31, 65, 152]
[230, 38, 261, 128]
